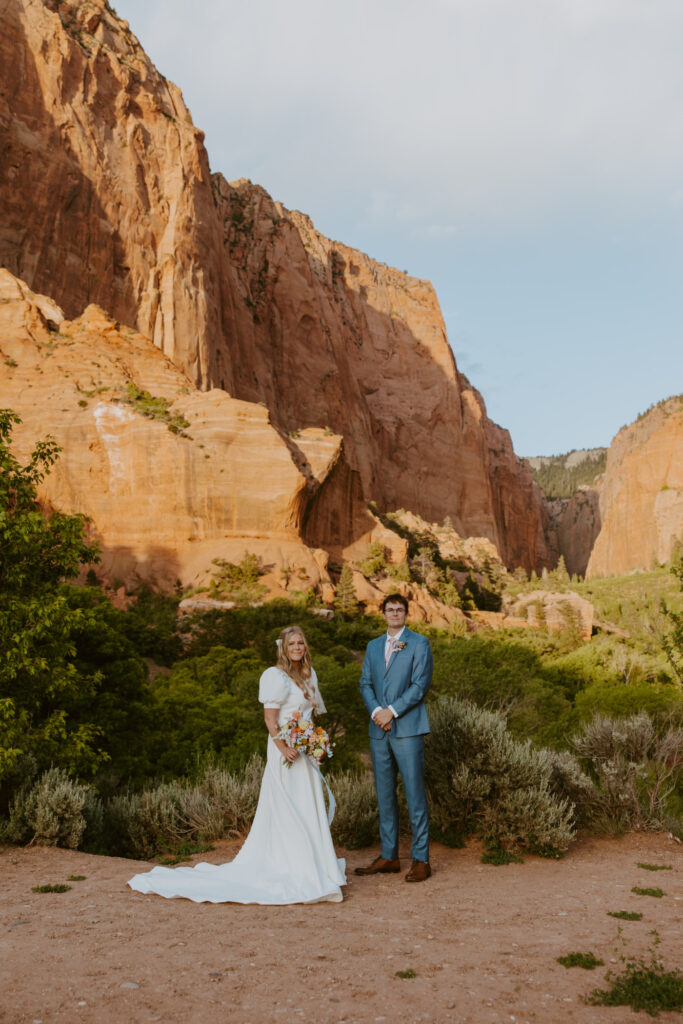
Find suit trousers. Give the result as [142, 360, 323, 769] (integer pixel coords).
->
[370, 732, 429, 863]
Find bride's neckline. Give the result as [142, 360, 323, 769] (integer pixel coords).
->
[277, 666, 314, 700]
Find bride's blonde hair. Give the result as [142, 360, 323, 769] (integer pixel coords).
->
[276, 625, 314, 700]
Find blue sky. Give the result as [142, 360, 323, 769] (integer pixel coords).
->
[113, 0, 683, 456]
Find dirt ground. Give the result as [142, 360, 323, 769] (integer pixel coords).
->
[1, 832, 681, 1024]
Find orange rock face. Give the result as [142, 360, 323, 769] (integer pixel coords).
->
[0, 0, 554, 573]
[0, 270, 346, 590]
[586, 398, 683, 578]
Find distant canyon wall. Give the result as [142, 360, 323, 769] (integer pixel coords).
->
[0, 0, 554, 573]
[586, 398, 683, 578]
[538, 398, 683, 578]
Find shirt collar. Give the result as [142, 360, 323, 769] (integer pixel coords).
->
[386, 626, 406, 643]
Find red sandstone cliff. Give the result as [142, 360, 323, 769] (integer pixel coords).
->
[0, 0, 553, 571]
[545, 488, 602, 578]
[586, 397, 683, 578]
[0, 268, 355, 590]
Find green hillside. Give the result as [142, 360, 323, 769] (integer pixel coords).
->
[528, 448, 607, 498]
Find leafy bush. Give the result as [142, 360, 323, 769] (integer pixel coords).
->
[146, 646, 267, 776]
[104, 759, 376, 859]
[329, 772, 379, 848]
[571, 713, 683, 834]
[557, 952, 604, 969]
[104, 757, 264, 859]
[428, 633, 573, 743]
[587, 929, 683, 1017]
[424, 697, 575, 856]
[0, 411, 101, 794]
[358, 541, 387, 579]
[8, 767, 98, 849]
[197, 552, 268, 605]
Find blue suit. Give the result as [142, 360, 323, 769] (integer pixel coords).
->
[359, 627, 432, 862]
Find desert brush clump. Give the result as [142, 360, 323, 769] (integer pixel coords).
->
[586, 929, 683, 1017]
[8, 767, 100, 849]
[328, 772, 379, 848]
[424, 697, 576, 857]
[104, 757, 264, 859]
[570, 712, 683, 834]
[557, 952, 604, 970]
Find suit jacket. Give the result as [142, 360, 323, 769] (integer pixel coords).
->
[359, 626, 432, 739]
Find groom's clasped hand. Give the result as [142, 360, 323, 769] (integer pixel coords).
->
[355, 593, 433, 884]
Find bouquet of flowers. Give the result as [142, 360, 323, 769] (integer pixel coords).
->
[276, 711, 334, 768]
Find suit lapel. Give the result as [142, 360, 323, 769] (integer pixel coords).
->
[383, 627, 411, 677]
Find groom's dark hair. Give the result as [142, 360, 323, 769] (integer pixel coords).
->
[381, 593, 409, 613]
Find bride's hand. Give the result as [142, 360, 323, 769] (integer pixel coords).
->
[277, 739, 299, 762]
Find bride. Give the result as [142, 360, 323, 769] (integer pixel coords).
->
[127, 626, 346, 904]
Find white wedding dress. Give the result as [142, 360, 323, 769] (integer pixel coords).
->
[127, 666, 346, 904]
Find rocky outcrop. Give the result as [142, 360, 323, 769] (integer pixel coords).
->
[0, 269, 352, 590]
[546, 487, 602, 577]
[586, 397, 683, 577]
[0, 0, 554, 573]
[502, 590, 594, 641]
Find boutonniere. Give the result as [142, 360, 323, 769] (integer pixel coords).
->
[394, 641, 407, 651]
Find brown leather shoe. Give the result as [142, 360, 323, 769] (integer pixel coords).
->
[354, 856, 401, 876]
[405, 860, 431, 882]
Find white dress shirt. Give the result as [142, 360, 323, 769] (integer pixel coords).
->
[371, 626, 406, 722]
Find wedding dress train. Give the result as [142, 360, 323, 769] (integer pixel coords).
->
[127, 667, 346, 904]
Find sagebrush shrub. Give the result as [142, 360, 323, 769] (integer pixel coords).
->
[105, 757, 381, 859]
[425, 697, 575, 855]
[329, 772, 379, 848]
[196, 756, 263, 838]
[105, 756, 265, 859]
[9, 767, 94, 849]
[571, 713, 683, 833]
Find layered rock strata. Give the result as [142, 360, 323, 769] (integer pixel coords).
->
[0, 0, 554, 572]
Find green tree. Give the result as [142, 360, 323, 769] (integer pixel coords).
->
[207, 551, 267, 604]
[358, 541, 386, 579]
[552, 555, 570, 585]
[147, 647, 267, 775]
[0, 411, 105, 794]
[334, 563, 358, 617]
[661, 560, 683, 684]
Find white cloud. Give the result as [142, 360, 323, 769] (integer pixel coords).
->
[118, 0, 683, 232]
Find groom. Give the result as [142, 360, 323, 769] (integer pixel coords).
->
[356, 593, 433, 882]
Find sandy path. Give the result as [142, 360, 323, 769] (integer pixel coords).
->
[1, 833, 681, 1024]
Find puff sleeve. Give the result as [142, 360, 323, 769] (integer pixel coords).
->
[310, 668, 326, 714]
[258, 667, 289, 708]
